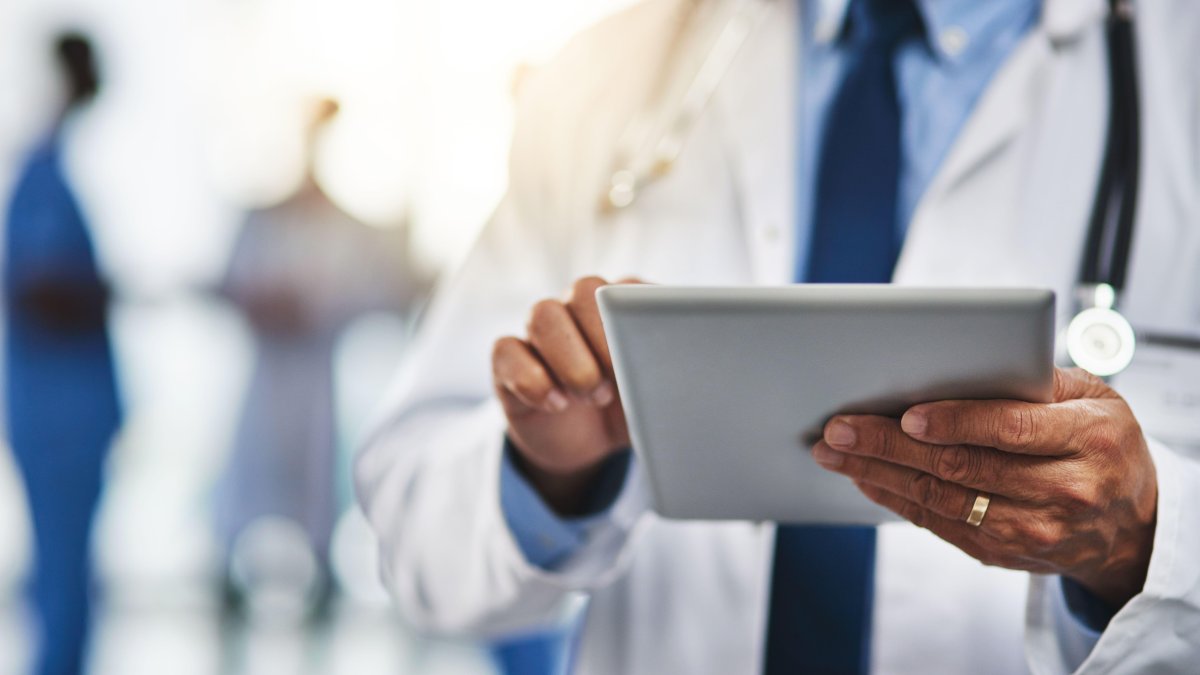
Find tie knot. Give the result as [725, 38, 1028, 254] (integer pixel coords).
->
[848, 0, 924, 48]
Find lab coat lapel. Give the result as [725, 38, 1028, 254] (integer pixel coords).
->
[710, 0, 798, 286]
[921, 0, 1104, 206]
[912, 36, 1055, 238]
[897, 0, 1105, 289]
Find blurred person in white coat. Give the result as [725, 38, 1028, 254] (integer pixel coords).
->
[357, 0, 1200, 673]
[216, 99, 419, 611]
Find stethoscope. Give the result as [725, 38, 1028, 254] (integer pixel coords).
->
[1065, 0, 1141, 377]
[601, 0, 1200, 378]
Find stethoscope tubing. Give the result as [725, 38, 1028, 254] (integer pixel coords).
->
[1080, 0, 1141, 294]
[1138, 331, 1200, 352]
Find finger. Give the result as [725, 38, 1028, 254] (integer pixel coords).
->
[853, 479, 983, 542]
[526, 299, 610, 403]
[492, 336, 569, 414]
[855, 480, 1067, 574]
[818, 442, 1035, 546]
[813, 441, 976, 520]
[1053, 367, 1117, 403]
[852, 481, 1033, 570]
[565, 276, 614, 373]
[900, 398, 1084, 456]
[822, 415, 1051, 499]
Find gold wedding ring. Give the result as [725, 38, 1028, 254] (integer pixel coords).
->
[966, 493, 991, 527]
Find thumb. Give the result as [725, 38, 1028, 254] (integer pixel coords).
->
[1053, 367, 1116, 402]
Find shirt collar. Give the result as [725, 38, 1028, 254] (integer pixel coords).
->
[809, 0, 1044, 65]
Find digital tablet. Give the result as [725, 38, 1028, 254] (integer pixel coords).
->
[596, 285, 1056, 525]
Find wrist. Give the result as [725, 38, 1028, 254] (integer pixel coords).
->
[506, 438, 612, 516]
[1071, 573, 1139, 612]
[1073, 508, 1157, 608]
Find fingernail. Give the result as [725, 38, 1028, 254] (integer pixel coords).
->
[591, 382, 615, 407]
[546, 390, 569, 413]
[812, 444, 844, 469]
[826, 421, 856, 448]
[901, 410, 927, 436]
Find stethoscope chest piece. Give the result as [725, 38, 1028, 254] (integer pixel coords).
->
[1066, 284, 1136, 377]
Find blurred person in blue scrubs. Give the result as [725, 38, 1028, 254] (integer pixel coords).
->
[215, 98, 420, 619]
[3, 32, 123, 675]
[490, 630, 571, 675]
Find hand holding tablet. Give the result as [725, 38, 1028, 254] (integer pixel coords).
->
[490, 276, 637, 516]
[495, 278, 1156, 606]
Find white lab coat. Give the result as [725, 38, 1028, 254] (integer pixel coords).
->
[356, 0, 1200, 673]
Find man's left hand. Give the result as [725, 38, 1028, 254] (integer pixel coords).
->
[812, 367, 1158, 608]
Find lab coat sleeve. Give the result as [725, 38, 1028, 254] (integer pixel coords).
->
[1024, 438, 1200, 674]
[353, 0, 688, 635]
[353, 58, 661, 633]
[354, 194, 653, 635]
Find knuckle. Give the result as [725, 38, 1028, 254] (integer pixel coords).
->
[1045, 520, 1070, 548]
[1083, 425, 1121, 456]
[998, 407, 1039, 450]
[560, 363, 602, 391]
[901, 500, 929, 530]
[1055, 479, 1100, 512]
[1070, 365, 1104, 396]
[868, 421, 898, 459]
[569, 276, 607, 302]
[997, 537, 1032, 562]
[492, 338, 530, 381]
[906, 472, 945, 510]
[1018, 519, 1062, 550]
[492, 336, 521, 362]
[989, 520, 1020, 543]
[527, 298, 564, 334]
[512, 371, 551, 399]
[930, 445, 978, 484]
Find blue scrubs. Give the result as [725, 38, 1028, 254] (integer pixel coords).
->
[4, 135, 122, 675]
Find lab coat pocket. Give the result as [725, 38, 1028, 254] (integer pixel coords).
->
[1113, 335, 1200, 455]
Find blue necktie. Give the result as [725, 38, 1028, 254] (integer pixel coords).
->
[764, 2, 922, 674]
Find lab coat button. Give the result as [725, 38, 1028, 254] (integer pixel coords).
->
[939, 27, 969, 58]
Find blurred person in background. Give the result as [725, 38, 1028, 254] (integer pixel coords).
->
[3, 32, 123, 675]
[214, 97, 420, 621]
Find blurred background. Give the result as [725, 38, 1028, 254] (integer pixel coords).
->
[0, 0, 636, 673]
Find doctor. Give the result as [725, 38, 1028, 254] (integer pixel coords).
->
[356, 0, 1200, 673]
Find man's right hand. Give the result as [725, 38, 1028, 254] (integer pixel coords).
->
[492, 276, 635, 515]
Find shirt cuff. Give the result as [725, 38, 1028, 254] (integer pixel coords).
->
[498, 439, 632, 570]
[1038, 574, 1104, 668]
